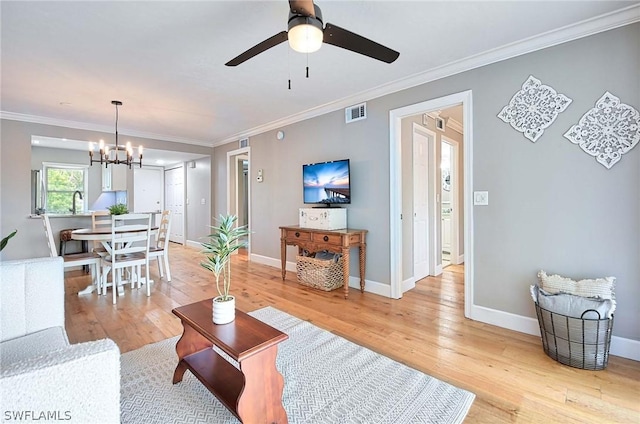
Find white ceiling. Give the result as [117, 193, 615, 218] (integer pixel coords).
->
[1, 1, 638, 147]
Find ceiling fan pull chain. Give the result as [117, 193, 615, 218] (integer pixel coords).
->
[306, 52, 309, 78]
[288, 46, 291, 89]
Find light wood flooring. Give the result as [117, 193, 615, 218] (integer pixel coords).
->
[64, 244, 640, 423]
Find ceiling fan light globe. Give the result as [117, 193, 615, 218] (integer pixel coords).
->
[288, 23, 323, 53]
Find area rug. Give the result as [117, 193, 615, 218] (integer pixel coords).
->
[121, 306, 475, 423]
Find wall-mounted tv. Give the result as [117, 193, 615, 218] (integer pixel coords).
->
[303, 159, 350, 206]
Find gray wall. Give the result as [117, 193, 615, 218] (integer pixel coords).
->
[0, 120, 212, 260]
[213, 23, 639, 341]
[186, 156, 212, 244]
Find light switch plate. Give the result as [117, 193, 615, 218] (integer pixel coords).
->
[474, 191, 489, 206]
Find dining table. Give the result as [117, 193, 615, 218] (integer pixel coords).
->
[72, 226, 158, 296]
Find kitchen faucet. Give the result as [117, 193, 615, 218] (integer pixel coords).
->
[70, 190, 83, 215]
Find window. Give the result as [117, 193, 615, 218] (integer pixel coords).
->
[43, 163, 88, 214]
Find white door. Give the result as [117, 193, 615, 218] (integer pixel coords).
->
[165, 166, 185, 244]
[413, 130, 430, 280]
[441, 137, 459, 265]
[133, 167, 163, 213]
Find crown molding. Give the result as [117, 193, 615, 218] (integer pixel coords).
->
[446, 118, 463, 134]
[214, 4, 639, 146]
[0, 111, 214, 147]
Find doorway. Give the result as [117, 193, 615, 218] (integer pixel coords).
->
[440, 138, 460, 268]
[227, 147, 251, 255]
[389, 90, 473, 318]
[412, 123, 436, 281]
[164, 166, 185, 244]
[133, 167, 164, 214]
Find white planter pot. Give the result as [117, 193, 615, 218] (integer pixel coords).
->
[212, 295, 235, 324]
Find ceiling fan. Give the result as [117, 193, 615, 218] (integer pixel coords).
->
[225, 0, 399, 67]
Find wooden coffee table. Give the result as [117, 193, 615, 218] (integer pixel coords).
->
[172, 300, 289, 423]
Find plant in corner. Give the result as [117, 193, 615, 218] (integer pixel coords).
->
[200, 214, 249, 324]
[107, 203, 129, 215]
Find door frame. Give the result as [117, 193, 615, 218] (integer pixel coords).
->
[412, 123, 437, 281]
[133, 166, 165, 214]
[234, 155, 249, 227]
[440, 135, 460, 266]
[389, 90, 473, 319]
[227, 147, 251, 256]
[164, 164, 186, 245]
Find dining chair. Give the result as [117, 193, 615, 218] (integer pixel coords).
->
[42, 215, 101, 289]
[101, 213, 152, 305]
[91, 210, 111, 257]
[147, 210, 172, 282]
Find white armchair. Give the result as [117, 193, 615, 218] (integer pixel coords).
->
[0, 257, 120, 423]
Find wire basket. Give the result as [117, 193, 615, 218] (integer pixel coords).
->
[296, 254, 344, 291]
[535, 302, 613, 370]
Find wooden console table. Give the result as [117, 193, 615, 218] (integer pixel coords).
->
[279, 225, 367, 299]
[172, 300, 288, 423]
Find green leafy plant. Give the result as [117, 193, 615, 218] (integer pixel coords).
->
[200, 215, 249, 301]
[0, 229, 17, 252]
[107, 203, 129, 215]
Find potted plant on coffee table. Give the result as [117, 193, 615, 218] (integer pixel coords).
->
[200, 214, 249, 324]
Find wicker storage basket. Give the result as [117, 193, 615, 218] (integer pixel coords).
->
[296, 254, 344, 291]
[535, 302, 613, 370]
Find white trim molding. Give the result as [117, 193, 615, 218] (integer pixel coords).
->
[470, 304, 640, 362]
[389, 90, 474, 317]
[2, 6, 636, 148]
[213, 5, 639, 146]
[0, 111, 213, 147]
[251, 254, 390, 297]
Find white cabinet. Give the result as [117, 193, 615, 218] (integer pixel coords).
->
[102, 166, 128, 191]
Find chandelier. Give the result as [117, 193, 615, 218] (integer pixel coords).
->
[89, 100, 143, 168]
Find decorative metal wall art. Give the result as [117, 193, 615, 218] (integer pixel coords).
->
[564, 92, 639, 169]
[498, 75, 572, 142]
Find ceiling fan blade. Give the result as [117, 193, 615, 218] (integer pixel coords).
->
[225, 31, 288, 66]
[323, 23, 399, 64]
[289, 0, 315, 17]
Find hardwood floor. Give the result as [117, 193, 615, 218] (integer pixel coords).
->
[64, 244, 640, 423]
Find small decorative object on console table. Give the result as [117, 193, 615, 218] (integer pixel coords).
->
[201, 214, 249, 324]
[280, 225, 367, 299]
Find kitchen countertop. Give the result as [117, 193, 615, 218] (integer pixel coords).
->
[29, 213, 93, 219]
[29, 211, 162, 219]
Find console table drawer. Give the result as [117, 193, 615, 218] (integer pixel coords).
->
[311, 232, 342, 246]
[284, 229, 311, 242]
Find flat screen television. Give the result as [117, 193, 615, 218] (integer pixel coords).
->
[302, 159, 350, 206]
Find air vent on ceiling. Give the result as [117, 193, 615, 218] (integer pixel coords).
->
[345, 102, 367, 123]
[239, 138, 249, 148]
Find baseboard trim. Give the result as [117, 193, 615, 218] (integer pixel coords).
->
[250, 253, 639, 361]
[185, 240, 201, 249]
[250, 253, 296, 272]
[401, 277, 416, 295]
[250, 253, 389, 297]
[348, 276, 391, 297]
[469, 304, 640, 361]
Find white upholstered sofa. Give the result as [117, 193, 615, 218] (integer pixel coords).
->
[0, 257, 120, 423]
